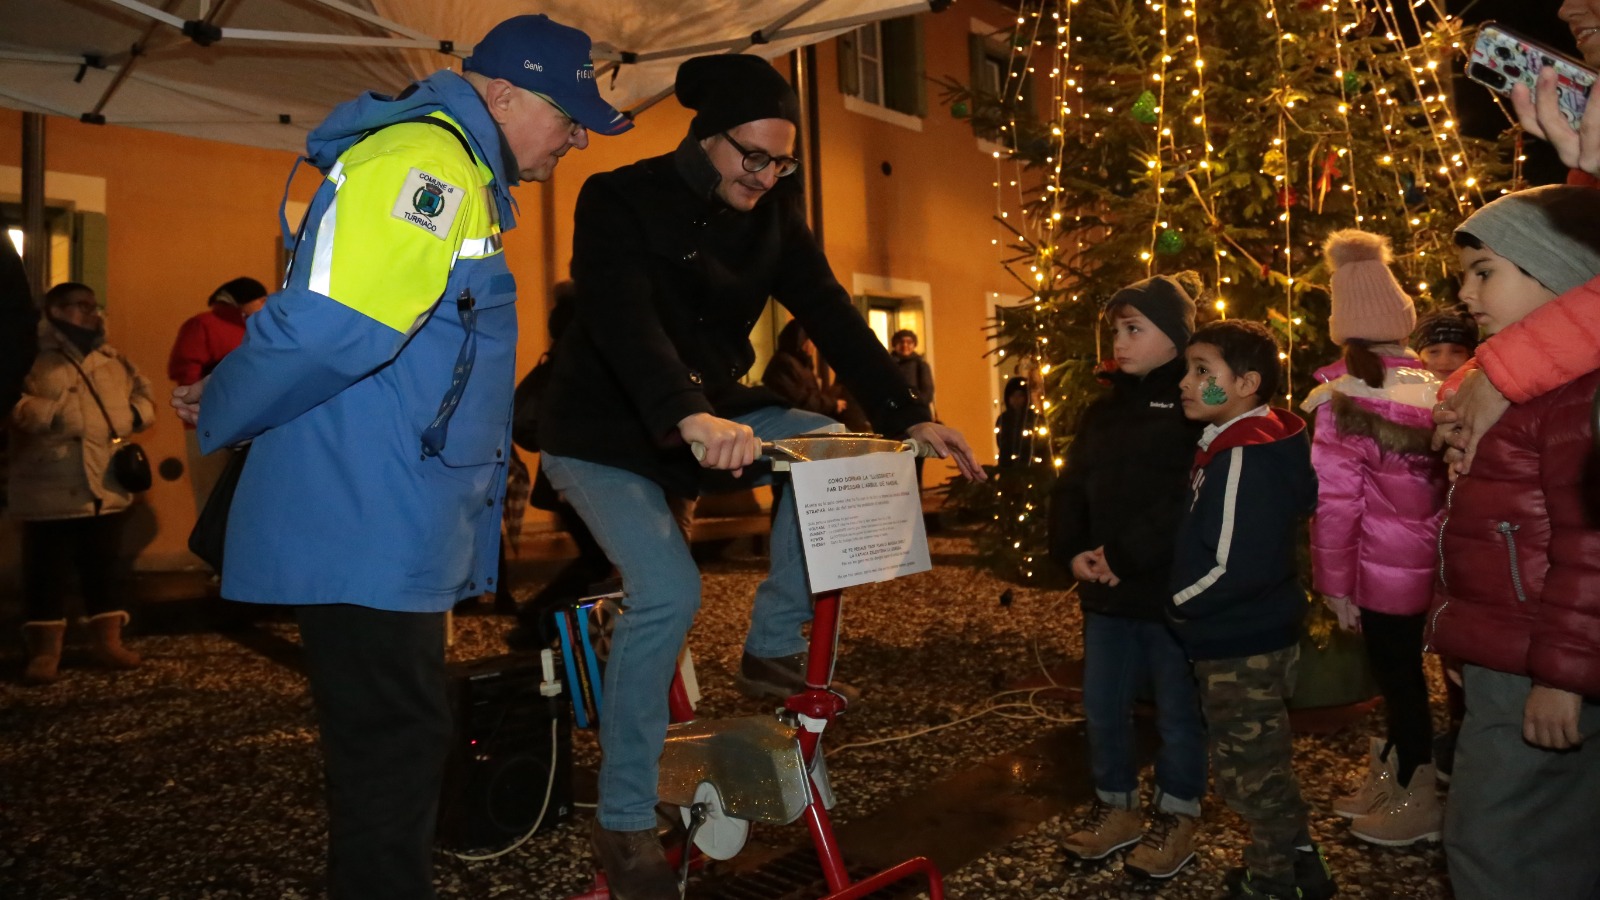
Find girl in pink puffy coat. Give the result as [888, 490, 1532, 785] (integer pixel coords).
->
[1301, 231, 1449, 848]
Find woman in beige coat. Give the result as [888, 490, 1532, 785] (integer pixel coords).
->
[10, 283, 154, 684]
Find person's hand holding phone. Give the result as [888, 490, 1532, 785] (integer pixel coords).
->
[1513, 68, 1600, 178]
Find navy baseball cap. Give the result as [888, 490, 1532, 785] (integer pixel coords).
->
[463, 15, 632, 136]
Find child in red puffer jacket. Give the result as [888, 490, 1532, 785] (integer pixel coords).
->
[1429, 185, 1600, 900]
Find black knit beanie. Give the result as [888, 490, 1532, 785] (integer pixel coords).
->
[211, 276, 268, 307]
[1105, 275, 1197, 351]
[1411, 312, 1478, 353]
[676, 54, 801, 139]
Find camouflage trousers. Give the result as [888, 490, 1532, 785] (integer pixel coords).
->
[1193, 645, 1308, 883]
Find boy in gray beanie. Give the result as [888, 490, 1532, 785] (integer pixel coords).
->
[1433, 183, 1600, 900]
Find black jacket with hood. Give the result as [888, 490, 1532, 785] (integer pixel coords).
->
[1049, 357, 1200, 620]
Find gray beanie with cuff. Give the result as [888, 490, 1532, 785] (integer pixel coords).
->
[1454, 185, 1600, 296]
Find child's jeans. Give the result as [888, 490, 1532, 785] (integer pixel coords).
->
[1445, 665, 1600, 900]
[1193, 646, 1308, 884]
[1082, 611, 1208, 815]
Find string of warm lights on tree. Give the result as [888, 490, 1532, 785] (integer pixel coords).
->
[943, 0, 1515, 582]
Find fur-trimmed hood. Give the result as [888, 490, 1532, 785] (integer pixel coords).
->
[1327, 391, 1433, 456]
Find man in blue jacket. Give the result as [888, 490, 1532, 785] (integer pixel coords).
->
[171, 16, 627, 899]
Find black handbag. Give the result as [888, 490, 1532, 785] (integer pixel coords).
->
[188, 442, 249, 572]
[62, 351, 152, 493]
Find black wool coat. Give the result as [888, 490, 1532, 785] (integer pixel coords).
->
[1048, 357, 1201, 620]
[538, 137, 930, 497]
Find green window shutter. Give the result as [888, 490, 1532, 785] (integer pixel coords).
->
[969, 33, 988, 96]
[909, 17, 927, 117]
[880, 17, 926, 117]
[837, 28, 860, 97]
[72, 211, 108, 304]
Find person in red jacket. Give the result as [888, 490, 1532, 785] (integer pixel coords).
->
[167, 277, 266, 513]
[1430, 184, 1600, 900]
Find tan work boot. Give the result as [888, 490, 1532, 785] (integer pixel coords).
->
[735, 651, 860, 705]
[590, 821, 679, 900]
[1062, 799, 1144, 861]
[1350, 762, 1443, 847]
[86, 611, 142, 670]
[1124, 810, 1199, 879]
[1333, 736, 1394, 818]
[22, 620, 68, 685]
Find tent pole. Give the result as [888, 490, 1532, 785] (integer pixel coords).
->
[791, 46, 825, 249]
[21, 112, 46, 299]
[88, 0, 185, 122]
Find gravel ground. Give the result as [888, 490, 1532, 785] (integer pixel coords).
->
[1, 532, 1452, 898]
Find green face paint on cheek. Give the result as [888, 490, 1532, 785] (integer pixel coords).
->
[1201, 376, 1227, 406]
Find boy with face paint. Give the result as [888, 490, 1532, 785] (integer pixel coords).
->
[1168, 321, 1328, 900]
[1048, 275, 1206, 880]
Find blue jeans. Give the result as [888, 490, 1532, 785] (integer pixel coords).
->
[1081, 611, 1207, 815]
[542, 405, 840, 830]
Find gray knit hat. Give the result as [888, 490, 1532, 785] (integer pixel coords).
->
[1454, 186, 1600, 296]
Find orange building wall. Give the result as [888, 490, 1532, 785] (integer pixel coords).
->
[0, 2, 1025, 575]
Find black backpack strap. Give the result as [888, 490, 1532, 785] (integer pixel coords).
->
[390, 114, 475, 163]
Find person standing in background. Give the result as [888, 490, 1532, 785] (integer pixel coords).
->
[167, 277, 268, 513]
[12, 282, 154, 684]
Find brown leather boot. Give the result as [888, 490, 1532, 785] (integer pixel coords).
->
[86, 611, 142, 669]
[22, 620, 67, 685]
[590, 821, 678, 900]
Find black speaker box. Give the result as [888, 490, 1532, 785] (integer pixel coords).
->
[437, 653, 573, 850]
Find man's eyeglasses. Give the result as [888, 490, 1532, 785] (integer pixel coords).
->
[530, 90, 585, 137]
[721, 132, 800, 178]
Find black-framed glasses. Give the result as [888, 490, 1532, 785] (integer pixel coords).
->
[721, 132, 800, 177]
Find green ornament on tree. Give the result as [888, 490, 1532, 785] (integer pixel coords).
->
[1342, 70, 1361, 94]
[1130, 90, 1160, 125]
[951, 100, 970, 119]
[1156, 228, 1185, 255]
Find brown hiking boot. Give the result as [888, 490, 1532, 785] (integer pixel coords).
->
[22, 620, 67, 685]
[1350, 762, 1443, 847]
[86, 611, 142, 670]
[590, 821, 679, 900]
[735, 651, 860, 705]
[1124, 810, 1198, 879]
[1333, 736, 1394, 818]
[1062, 799, 1143, 861]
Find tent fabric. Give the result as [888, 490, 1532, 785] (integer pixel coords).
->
[0, 0, 934, 153]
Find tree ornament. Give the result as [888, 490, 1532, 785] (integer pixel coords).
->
[1156, 228, 1185, 255]
[1262, 148, 1288, 179]
[1401, 173, 1428, 208]
[1275, 185, 1300, 208]
[1130, 90, 1160, 125]
[951, 100, 970, 119]
[1342, 70, 1362, 94]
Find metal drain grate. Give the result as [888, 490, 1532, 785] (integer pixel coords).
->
[693, 846, 926, 900]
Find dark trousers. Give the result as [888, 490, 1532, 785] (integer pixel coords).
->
[1194, 646, 1309, 884]
[22, 513, 127, 620]
[1359, 608, 1432, 784]
[296, 604, 451, 900]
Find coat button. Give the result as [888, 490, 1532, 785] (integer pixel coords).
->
[487, 577, 494, 585]
[469, 582, 477, 591]
[495, 448, 503, 459]
[485, 497, 494, 507]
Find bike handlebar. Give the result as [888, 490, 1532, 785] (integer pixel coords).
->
[689, 432, 934, 464]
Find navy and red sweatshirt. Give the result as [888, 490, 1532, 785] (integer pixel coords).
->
[1167, 407, 1318, 660]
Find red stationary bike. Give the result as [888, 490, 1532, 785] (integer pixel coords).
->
[569, 433, 945, 900]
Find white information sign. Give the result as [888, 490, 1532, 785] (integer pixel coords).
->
[788, 451, 931, 592]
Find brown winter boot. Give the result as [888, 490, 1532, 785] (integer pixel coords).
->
[22, 620, 68, 685]
[1333, 736, 1395, 818]
[1349, 762, 1443, 847]
[1061, 799, 1144, 860]
[86, 611, 142, 669]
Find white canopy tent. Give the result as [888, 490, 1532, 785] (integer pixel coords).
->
[0, 0, 942, 153]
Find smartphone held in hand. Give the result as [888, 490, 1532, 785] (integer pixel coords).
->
[1467, 22, 1597, 129]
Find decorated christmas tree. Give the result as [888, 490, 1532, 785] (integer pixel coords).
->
[944, 0, 1514, 583]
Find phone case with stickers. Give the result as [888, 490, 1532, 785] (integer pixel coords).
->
[1467, 23, 1596, 129]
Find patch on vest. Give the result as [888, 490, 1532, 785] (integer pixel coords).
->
[391, 167, 462, 239]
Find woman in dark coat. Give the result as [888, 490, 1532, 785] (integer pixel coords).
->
[762, 318, 839, 416]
